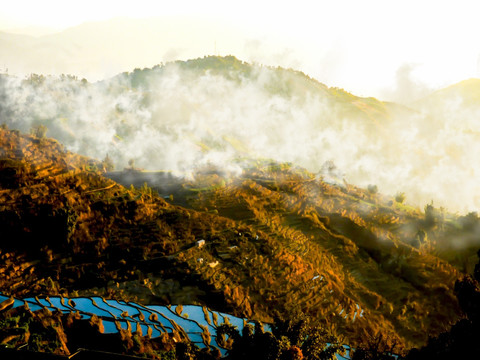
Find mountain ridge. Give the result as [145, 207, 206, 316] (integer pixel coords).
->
[414, 77, 480, 107]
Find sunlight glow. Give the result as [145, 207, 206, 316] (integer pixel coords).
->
[1, 0, 479, 98]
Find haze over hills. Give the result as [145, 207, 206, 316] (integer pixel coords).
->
[415, 78, 480, 107]
[0, 17, 289, 82]
[1, 56, 480, 213]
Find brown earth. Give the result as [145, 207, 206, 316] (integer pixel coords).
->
[0, 128, 467, 354]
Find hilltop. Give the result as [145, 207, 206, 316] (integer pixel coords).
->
[117, 55, 402, 125]
[414, 78, 480, 108]
[0, 55, 413, 175]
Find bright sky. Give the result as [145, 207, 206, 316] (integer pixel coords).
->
[1, 0, 480, 98]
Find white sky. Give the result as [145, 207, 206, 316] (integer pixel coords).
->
[1, 0, 480, 98]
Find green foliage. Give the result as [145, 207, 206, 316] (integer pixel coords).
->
[27, 324, 62, 353]
[60, 74, 78, 81]
[216, 315, 342, 360]
[26, 73, 45, 86]
[395, 192, 406, 204]
[0, 315, 21, 329]
[30, 124, 47, 139]
[458, 211, 479, 231]
[412, 229, 427, 248]
[102, 154, 115, 172]
[159, 350, 176, 360]
[178, 55, 252, 80]
[424, 203, 435, 225]
[175, 341, 201, 360]
[273, 313, 342, 360]
[139, 182, 158, 200]
[424, 202, 444, 228]
[367, 184, 378, 195]
[351, 334, 398, 360]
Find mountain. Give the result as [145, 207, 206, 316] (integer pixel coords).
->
[0, 126, 473, 356]
[2, 57, 480, 358]
[0, 55, 412, 172]
[414, 78, 480, 108]
[2, 55, 479, 213]
[113, 55, 402, 126]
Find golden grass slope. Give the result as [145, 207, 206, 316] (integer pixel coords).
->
[0, 128, 465, 353]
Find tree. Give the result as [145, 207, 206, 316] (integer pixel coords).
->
[215, 315, 342, 360]
[394, 192, 406, 204]
[367, 184, 378, 195]
[459, 212, 479, 231]
[102, 154, 115, 172]
[424, 202, 437, 227]
[272, 312, 342, 360]
[27, 73, 45, 86]
[407, 250, 480, 359]
[351, 334, 397, 360]
[412, 230, 427, 248]
[30, 124, 47, 139]
[128, 158, 136, 170]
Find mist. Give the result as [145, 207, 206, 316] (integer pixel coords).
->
[1, 60, 480, 213]
[381, 63, 433, 104]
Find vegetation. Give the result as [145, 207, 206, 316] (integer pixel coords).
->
[102, 154, 115, 172]
[394, 192, 406, 204]
[0, 301, 186, 358]
[0, 296, 345, 359]
[350, 334, 398, 360]
[116, 55, 396, 126]
[0, 119, 480, 357]
[30, 124, 47, 139]
[405, 250, 480, 359]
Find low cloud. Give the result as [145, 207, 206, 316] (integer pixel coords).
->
[381, 63, 432, 104]
[1, 62, 480, 213]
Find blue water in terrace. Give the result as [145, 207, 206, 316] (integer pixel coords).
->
[0, 294, 361, 359]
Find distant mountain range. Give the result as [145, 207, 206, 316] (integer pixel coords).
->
[0, 17, 259, 81]
[415, 78, 480, 107]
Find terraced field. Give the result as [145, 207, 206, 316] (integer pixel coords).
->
[0, 127, 475, 356]
[109, 163, 464, 351]
[0, 294, 263, 352]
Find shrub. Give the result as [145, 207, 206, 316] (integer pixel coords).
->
[395, 192, 406, 204]
[102, 154, 115, 172]
[30, 124, 47, 139]
[367, 184, 378, 195]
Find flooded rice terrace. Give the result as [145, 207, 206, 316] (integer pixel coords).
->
[0, 294, 357, 359]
